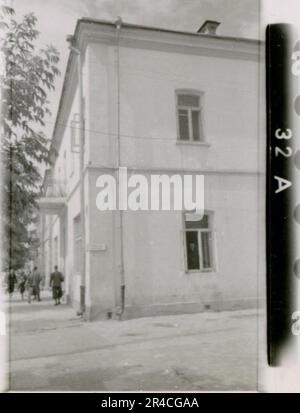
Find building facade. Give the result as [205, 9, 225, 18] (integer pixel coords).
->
[38, 19, 265, 319]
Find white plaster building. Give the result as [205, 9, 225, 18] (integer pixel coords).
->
[38, 18, 265, 319]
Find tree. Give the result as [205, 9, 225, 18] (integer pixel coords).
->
[0, 7, 60, 270]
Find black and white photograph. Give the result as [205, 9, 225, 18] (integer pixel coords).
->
[0, 0, 300, 394]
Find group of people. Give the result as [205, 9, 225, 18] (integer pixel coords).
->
[5, 266, 64, 306]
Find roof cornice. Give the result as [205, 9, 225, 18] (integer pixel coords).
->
[77, 18, 263, 61]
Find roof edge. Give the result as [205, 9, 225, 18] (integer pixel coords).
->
[77, 17, 263, 45]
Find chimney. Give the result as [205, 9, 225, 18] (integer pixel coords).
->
[197, 20, 220, 36]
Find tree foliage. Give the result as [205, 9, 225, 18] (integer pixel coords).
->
[0, 7, 60, 269]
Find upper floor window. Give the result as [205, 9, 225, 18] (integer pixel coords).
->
[176, 91, 204, 142]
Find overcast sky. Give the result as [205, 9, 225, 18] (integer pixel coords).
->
[10, 0, 300, 139]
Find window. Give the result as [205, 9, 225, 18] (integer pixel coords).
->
[177, 92, 204, 142]
[184, 212, 214, 272]
[74, 215, 82, 274]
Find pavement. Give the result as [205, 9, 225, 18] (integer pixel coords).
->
[4, 290, 262, 392]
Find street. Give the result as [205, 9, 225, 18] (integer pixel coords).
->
[6, 291, 261, 391]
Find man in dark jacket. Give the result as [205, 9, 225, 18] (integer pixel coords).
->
[27, 267, 42, 303]
[7, 269, 17, 295]
[50, 266, 64, 305]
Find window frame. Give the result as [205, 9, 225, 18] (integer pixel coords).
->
[183, 210, 216, 273]
[175, 89, 206, 143]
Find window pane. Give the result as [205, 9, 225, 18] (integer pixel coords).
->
[178, 109, 188, 115]
[178, 110, 189, 140]
[185, 214, 209, 229]
[186, 231, 200, 270]
[192, 110, 201, 141]
[201, 231, 213, 269]
[178, 94, 199, 107]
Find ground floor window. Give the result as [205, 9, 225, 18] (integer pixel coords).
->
[184, 212, 215, 272]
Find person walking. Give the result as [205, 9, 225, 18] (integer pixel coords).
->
[7, 269, 17, 296]
[18, 271, 27, 301]
[26, 270, 34, 304]
[32, 267, 42, 302]
[27, 267, 42, 303]
[50, 266, 64, 306]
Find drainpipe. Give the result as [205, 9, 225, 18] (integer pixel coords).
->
[66, 36, 86, 317]
[114, 17, 125, 317]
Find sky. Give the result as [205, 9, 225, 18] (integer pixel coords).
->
[9, 0, 300, 139]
